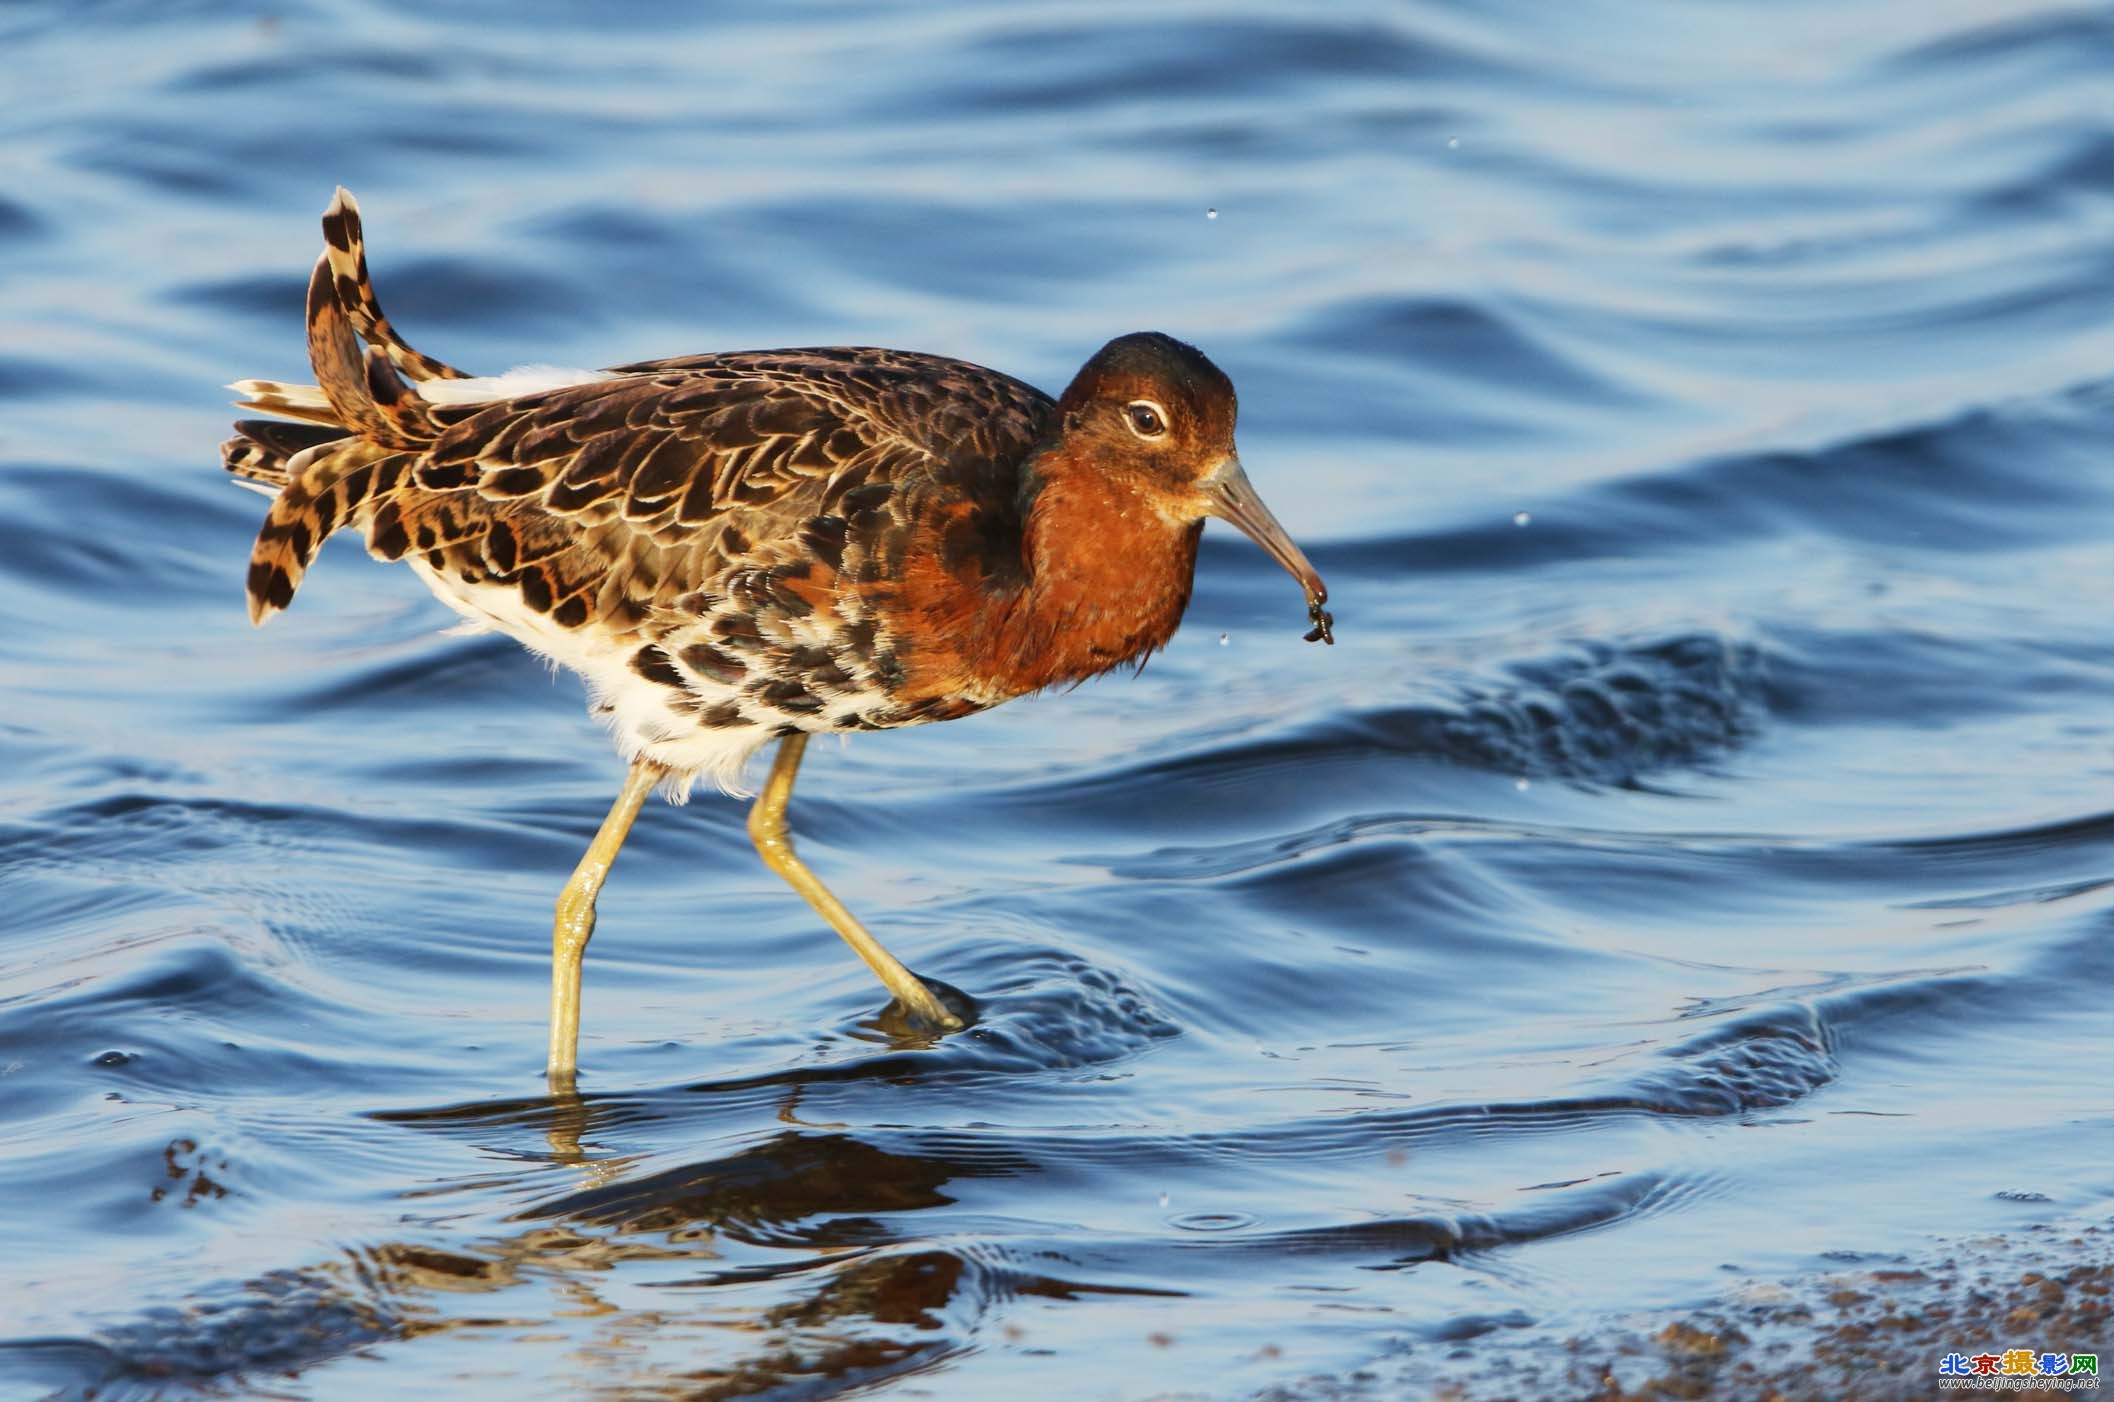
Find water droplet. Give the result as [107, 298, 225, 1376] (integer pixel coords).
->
[1447, 137, 1460, 150]
[1205, 208, 1218, 220]
[1514, 777, 1531, 792]
[1513, 510, 1532, 527]
[1157, 1191, 1171, 1208]
[1217, 632, 1229, 646]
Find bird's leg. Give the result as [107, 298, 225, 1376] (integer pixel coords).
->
[747, 733, 962, 1031]
[548, 758, 663, 1090]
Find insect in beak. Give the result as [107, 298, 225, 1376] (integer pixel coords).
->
[1202, 456, 1334, 644]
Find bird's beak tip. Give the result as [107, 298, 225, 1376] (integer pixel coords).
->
[1203, 458, 1335, 645]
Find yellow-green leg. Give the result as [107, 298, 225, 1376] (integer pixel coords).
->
[748, 734, 962, 1030]
[548, 758, 662, 1090]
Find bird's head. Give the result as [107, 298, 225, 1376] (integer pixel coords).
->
[1056, 332, 1332, 643]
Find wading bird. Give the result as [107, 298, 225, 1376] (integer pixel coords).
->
[224, 190, 1332, 1088]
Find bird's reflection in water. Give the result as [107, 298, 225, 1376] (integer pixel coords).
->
[304, 1084, 1164, 1398]
[353, 1230, 978, 1398]
[528, 1120, 984, 1243]
[74, 977, 1185, 1396]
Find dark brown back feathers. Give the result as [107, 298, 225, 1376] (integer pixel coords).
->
[226, 194, 1057, 635]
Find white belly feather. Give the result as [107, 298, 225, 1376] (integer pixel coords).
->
[404, 557, 774, 799]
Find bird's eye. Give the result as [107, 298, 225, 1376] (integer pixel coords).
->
[1125, 400, 1168, 438]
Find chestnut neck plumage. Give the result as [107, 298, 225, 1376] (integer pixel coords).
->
[998, 447, 1203, 691]
[887, 442, 1203, 705]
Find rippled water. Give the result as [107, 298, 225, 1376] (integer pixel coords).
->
[3, 2, 2112, 1396]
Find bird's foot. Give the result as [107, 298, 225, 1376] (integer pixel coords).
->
[873, 973, 976, 1040]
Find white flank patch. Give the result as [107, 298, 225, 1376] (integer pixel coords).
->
[403, 557, 772, 800]
[414, 366, 617, 406]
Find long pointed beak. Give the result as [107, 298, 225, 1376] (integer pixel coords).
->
[1203, 456, 1334, 644]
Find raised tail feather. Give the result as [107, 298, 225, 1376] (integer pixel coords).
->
[228, 187, 472, 624]
[318, 186, 468, 384]
[226, 188, 470, 427]
[303, 248, 443, 449]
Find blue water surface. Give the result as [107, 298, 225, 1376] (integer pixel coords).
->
[1, 1, 2111, 1397]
